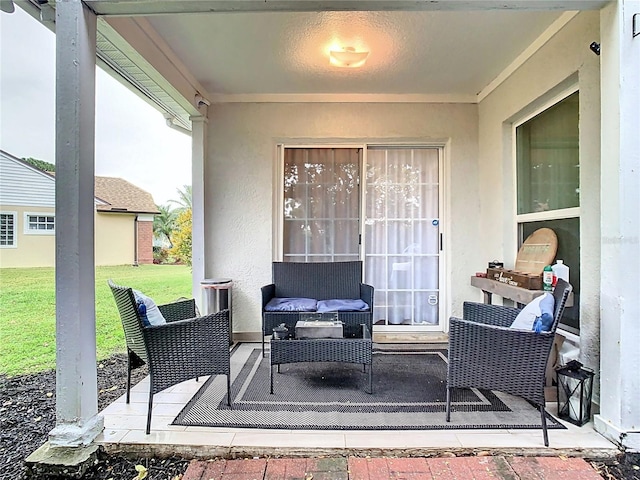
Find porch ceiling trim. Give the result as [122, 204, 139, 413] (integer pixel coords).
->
[208, 93, 478, 104]
[84, 1, 611, 16]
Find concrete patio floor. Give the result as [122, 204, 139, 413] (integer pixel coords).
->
[96, 344, 618, 461]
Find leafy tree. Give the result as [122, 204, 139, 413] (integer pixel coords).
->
[22, 157, 55, 172]
[169, 208, 192, 267]
[153, 204, 177, 248]
[169, 185, 192, 211]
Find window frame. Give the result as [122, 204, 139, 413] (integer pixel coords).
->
[0, 211, 18, 248]
[513, 86, 580, 334]
[24, 212, 56, 235]
[513, 85, 580, 226]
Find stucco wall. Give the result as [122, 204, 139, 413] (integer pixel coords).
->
[206, 103, 479, 335]
[0, 205, 56, 268]
[477, 12, 601, 381]
[95, 212, 136, 266]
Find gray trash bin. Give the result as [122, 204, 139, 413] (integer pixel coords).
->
[201, 278, 233, 345]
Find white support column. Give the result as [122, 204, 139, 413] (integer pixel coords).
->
[191, 115, 208, 308]
[594, 0, 640, 452]
[49, 0, 104, 447]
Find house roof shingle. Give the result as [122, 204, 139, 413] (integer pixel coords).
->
[94, 176, 159, 214]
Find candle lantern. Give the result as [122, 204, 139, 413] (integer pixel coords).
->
[556, 360, 595, 426]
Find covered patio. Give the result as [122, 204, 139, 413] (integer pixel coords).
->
[18, 0, 639, 459]
[94, 345, 615, 457]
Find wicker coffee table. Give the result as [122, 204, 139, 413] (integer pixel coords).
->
[269, 321, 372, 394]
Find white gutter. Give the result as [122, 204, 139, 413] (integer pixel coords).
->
[164, 114, 192, 136]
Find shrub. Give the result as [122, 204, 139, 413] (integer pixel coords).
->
[169, 209, 192, 267]
[153, 246, 170, 264]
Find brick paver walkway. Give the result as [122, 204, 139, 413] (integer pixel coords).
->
[182, 456, 603, 479]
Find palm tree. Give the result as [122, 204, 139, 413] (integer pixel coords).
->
[169, 185, 192, 212]
[153, 204, 177, 248]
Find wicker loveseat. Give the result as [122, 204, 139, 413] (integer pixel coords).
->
[260, 261, 374, 357]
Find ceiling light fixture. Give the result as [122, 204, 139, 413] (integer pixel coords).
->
[329, 47, 369, 68]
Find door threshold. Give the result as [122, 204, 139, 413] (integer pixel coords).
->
[373, 332, 448, 344]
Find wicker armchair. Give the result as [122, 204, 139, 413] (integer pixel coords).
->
[108, 280, 231, 434]
[446, 278, 572, 446]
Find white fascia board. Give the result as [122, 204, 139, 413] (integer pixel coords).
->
[85, 1, 611, 16]
[101, 16, 209, 118]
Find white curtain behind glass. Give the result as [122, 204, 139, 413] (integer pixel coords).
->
[283, 148, 361, 262]
[365, 148, 440, 326]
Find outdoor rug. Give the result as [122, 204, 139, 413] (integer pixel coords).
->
[172, 343, 565, 430]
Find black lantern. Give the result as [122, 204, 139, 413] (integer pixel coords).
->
[556, 360, 595, 426]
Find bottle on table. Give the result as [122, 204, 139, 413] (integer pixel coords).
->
[552, 260, 569, 284]
[543, 265, 554, 291]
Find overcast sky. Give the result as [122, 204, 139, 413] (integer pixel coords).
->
[0, 6, 192, 206]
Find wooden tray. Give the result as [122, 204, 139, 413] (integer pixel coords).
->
[486, 268, 543, 290]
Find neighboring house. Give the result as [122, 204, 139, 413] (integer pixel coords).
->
[0, 150, 159, 267]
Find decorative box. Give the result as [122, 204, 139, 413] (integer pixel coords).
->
[295, 320, 343, 339]
[486, 267, 543, 290]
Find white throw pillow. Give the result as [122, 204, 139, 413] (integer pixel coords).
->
[510, 292, 554, 331]
[133, 290, 167, 327]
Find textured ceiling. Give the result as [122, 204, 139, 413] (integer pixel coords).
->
[146, 10, 563, 97]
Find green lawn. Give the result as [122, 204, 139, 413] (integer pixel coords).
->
[0, 264, 192, 376]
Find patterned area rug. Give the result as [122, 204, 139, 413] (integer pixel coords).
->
[173, 343, 564, 430]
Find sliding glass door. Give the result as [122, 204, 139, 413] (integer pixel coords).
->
[364, 147, 442, 327]
[280, 145, 443, 330]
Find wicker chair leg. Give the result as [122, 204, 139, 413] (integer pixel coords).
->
[227, 375, 231, 406]
[540, 405, 549, 447]
[445, 387, 451, 422]
[270, 365, 274, 394]
[126, 352, 132, 404]
[367, 364, 373, 394]
[146, 392, 154, 435]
